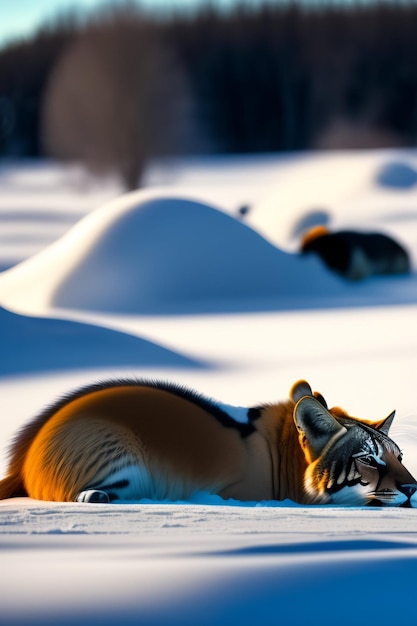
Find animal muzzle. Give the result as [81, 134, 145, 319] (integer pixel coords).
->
[399, 483, 417, 507]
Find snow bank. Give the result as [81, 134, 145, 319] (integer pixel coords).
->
[0, 305, 202, 375]
[0, 190, 346, 315]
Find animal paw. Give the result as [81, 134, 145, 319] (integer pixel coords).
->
[76, 489, 110, 503]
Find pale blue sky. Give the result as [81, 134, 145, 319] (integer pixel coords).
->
[0, 0, 274, 47]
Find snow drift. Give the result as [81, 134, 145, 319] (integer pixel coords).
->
[0, 190, 347, 315]
[0, 305, 203, 375]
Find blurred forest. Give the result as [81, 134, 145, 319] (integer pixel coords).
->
[0, 2, 417, 188]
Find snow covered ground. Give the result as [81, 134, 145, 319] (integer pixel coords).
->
[1, 150, 417, 624]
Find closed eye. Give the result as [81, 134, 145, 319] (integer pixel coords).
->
[356, 455, 380, 469]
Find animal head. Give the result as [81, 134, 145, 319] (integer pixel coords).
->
[290, 380, 417, 507]
[300, 226, 352, 277]
[300, 224, 330, 251]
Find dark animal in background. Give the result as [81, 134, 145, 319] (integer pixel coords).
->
[301, 225, 410, 280]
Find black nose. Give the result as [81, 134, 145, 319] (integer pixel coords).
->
[401, 484, 417, 499]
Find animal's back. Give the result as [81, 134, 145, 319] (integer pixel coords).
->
[1, 380, 254, 502]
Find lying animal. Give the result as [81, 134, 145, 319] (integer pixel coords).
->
[301, 225, 410, 280]
[0, 378, 415, 507]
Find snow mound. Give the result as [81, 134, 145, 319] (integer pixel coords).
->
[0, 305, 202, 375]
[0, 190, 345, 315]
[376, 161, 417, 189]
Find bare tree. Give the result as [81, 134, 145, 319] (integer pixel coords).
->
[42, 10, 192, 189]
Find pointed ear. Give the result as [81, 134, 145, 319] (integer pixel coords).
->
[294, 396, 346, 462]
[290, 380, 313, 403]
[313, 391, 328, 409]
[371, 410, 396, 435]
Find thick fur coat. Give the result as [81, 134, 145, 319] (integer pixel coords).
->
[0, 379, 416, 507]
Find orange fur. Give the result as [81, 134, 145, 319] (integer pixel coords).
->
[300, 225, 329, 250]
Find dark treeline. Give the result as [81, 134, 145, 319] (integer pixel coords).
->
[169, 2, 417, 152]
[0, 18, 79, 157]
[0, 2, 417, 187]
